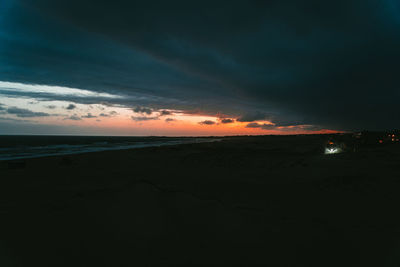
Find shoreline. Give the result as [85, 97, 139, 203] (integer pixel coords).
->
[0, 137, 222, 161]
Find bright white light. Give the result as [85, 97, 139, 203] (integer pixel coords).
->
[0, 81, 122, 99]
[325, 147, 342, 154]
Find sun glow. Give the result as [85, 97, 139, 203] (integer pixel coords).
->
[0, 93, 338, 136]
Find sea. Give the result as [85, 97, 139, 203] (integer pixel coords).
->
[0, 135, 220, 161]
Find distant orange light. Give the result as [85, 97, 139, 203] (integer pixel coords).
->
[379, 140, 383, 144]
[328, 141, 334, 145]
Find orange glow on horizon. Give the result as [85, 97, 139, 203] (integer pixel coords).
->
[0, 98, 340, 136]
[49, 111, 340, 136]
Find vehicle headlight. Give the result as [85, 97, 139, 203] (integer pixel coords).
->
[325, 147, 341, 154]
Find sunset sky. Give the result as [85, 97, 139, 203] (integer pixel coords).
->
[1, 1, 399, 135]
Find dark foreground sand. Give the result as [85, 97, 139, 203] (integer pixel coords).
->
[1, 135, 400, 266]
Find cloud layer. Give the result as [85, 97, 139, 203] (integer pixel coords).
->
[2, 0, 400, 131]
[6, 107, 50, 118]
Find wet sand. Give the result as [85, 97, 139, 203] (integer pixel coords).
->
[1, 135, 400, 266]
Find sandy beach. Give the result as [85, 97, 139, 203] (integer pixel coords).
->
[1, 134, 400, 266]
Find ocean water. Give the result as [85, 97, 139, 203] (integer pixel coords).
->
[0, 135, 220, 161]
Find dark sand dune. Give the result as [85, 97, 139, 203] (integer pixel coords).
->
[1, 135, 400, 266]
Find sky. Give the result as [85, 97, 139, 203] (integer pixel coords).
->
[0, 0, 399, 136]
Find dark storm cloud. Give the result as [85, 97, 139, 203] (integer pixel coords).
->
[220, 118, 235, 124]
[246, 122, 262, 128]
[237, 112, 267, 122]
[238, 112, 305, 127]
[82, 113, 96, 118]
[199, 120, 216, 125]
[98, 110, 118, 117]
[246, 122, 323, 132]
[6, 107, 51, 118]
[246, 122, 276, 130]
[159, 110, 172, 116]
[3, 0, 400, 130]
[131, 116, 159, 121]
[66, 104, 76, 110]
[64, 114, 81, 121]
[132, 107, 153, 115]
